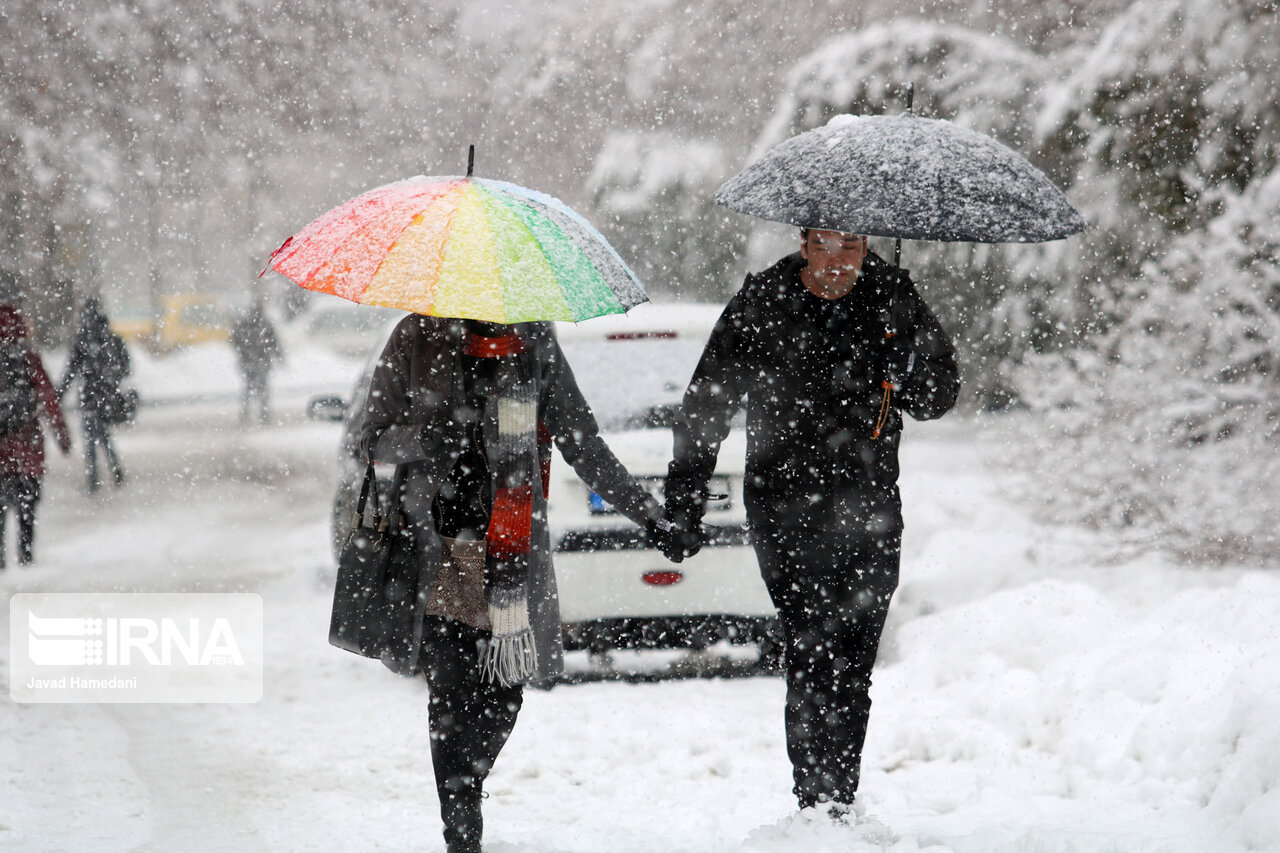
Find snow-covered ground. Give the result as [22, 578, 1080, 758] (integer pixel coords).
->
[2, 325, 1278, 853]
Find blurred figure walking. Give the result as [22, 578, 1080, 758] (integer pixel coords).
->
[59, 297, 131, 493]
[229, 305, 282, 425]
[0, 303, 71, 566]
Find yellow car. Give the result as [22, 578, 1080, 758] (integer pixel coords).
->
[111, 294, 229, 354]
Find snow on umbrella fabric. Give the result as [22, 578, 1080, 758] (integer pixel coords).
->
[715, 113, 1086, 243]
[267, 176, 648, 324]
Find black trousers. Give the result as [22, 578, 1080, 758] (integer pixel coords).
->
[82, 410, 123, 491]
[421, 616, 523, 852]
[240, 370, 270, 424]
[752, 526, 899, 808]
[0, 475, 39, 567]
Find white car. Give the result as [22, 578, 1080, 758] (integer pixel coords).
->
[315, 304, 777, 668]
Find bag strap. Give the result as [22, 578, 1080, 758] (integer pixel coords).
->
[351, 461, 380, 534]
[380, 464, 410, 534]
[350, 461, 410, 541]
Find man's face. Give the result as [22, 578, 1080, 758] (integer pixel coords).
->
[800, 229, 868, 299]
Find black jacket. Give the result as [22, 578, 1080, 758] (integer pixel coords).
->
[229, 309, 282, 377]
[60, 301, 130, 416]
[669, 251, 959, 532]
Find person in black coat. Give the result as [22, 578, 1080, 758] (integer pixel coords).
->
[228, 305, 282, 425]
[662, 228, 959, 817]
[59, 298, 130, 493]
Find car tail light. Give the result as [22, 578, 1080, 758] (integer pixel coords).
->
[642, 570, 683, 586]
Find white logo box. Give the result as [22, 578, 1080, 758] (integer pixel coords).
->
[10, 593, 263, 704]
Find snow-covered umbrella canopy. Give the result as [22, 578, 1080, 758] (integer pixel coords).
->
[266, 174, 649, 325]
[715, 114, 1086, 243]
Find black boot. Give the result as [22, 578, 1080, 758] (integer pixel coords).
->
[441, 790, 482, 853]
[424, 618, 524, 853]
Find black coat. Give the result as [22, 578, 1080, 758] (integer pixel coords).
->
[359, 316, 661, 680]
[669, 251, 959, 533]
[60, 302, 130, 416]
[229, 309, 282, 378]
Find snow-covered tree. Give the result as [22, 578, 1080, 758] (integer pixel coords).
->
[1007, 0, 1280, 562]
[1012, 165, 1280, 562]
[1033, 0, 1280, 318]
[585, 131, 740, 301]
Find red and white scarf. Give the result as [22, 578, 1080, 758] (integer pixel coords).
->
[464, 330, 551, 686]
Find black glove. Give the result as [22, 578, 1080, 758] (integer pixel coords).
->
[650, 511, 704, 563]
[648, 516, 683, 563]
[662, 474, 709, 562]
[874, 332, 914, 389]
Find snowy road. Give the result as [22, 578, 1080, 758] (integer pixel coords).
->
[2, 343, 1278, 852]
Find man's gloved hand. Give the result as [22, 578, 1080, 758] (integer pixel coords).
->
[661, 475, 708, 562]
[673, 512, 705, 562]
[649, 515, 683, 563]
[650, 510, 704, 563]
[874, 332, 914, 389]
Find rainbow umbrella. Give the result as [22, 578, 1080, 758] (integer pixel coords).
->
[266, 171, 647, 324]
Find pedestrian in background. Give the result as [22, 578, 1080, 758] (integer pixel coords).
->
[0, 303, 71, 566]
[229, 304, 282, 425]
[59, 297, 130, 493]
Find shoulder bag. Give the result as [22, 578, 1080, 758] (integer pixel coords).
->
[329, 461, 421, 673]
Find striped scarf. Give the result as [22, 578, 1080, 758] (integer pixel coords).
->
[464, 330, 549, 686]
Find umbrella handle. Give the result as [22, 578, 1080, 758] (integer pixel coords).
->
[892, 82, 914, 272]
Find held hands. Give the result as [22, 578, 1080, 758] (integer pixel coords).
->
[648, 516, 681, 562]
[658, 475, 708, 563]
[649, 510, 704, 564]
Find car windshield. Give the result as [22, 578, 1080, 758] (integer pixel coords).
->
[559, 335, 706, 431]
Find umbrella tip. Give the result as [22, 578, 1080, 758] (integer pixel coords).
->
[905, 82, 915, 113]
[467, 144, 475, 178]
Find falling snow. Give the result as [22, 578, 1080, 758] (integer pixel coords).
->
[0, 0, 1277, 850]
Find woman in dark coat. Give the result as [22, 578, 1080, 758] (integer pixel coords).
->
[0, 303, 71, 567]
[360, 315, 665, 853]
[59, 298, 130, 492]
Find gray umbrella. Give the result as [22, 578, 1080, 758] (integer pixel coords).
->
[715, 114, 1086, 243]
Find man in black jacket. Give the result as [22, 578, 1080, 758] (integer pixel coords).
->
[664, 228, 959, 816]
[229, 305, 282, 425]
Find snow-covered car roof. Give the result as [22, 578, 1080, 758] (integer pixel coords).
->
[553, 302, 722, 343]
[555, 303, 723, 433]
